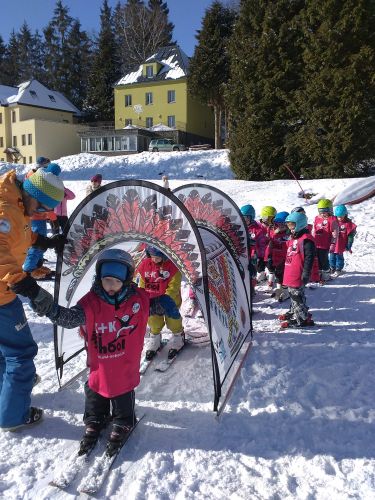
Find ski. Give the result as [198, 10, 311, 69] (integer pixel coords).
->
[139, 339, 168, 375]
[153, 343, 186, 372]
[78, 414, 145, 495]
[49, 438, 100, 489]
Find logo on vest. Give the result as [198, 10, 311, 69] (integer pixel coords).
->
[93, 312, 137, 358]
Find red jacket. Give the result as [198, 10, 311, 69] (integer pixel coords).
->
[333, 219, 357, 253]
[246, 221, 267, 259]
[283, 233, 315, 288]
[137, 258, 181, 303]
[78, 288, 149, 398]
[313, 215, 338, 250]
[264, 228, 289, 267]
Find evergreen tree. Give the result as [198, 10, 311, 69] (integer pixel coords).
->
[3, 30, 21, 86]
[289, 0, 375, 177]
[227, 0, 305, 180]
[0, 35, 12, 85]
[188, 1, 236, 149]
[84, 0, 121, 120]
[67, 20, 92, 109]
[43, 0, 73, 95]
[147, 0, 174, 46]
[17, 22, 37, 82]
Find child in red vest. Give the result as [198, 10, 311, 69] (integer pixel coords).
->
[30, 249, 149, 457]
[265, 211, 290, 301]
[280, 212, 316, 328]
[313, 198, 338, 283]
[329, 205, 357, 278]
[136, 246, 184, 360]
[259, 206, 277, 286]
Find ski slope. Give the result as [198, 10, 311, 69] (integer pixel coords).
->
[0, 151, 374, 499]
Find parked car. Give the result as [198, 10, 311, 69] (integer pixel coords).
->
[148, 139, 186, 152]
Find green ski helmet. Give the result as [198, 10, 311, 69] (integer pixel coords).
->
[260, 206, 277, 219]
[317, 198, 333, 214]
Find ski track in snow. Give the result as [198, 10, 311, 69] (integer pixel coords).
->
[0, 152, 375, 499]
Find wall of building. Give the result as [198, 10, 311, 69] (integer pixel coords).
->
[34, 120, 81, 160]
[0, 107, 12, 161]
[186, 95, 215, 141]
[115, 80, 188, 130]
[18, 105, 74, 123]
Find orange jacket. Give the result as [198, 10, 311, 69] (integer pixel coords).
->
[0, 170, 38, 305]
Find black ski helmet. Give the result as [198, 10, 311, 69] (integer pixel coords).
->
[95, 248, 135, 285]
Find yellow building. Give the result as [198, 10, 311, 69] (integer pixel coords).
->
[0, 80, 81, 164]
[114, 45, 215, 146]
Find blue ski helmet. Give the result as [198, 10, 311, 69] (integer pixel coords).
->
[334, 204, 348, 217]
[274, 211, 289, 223]
[240, 204, 255, 220]
[147, 246, 165, 258]
[285, 212, 308, 233]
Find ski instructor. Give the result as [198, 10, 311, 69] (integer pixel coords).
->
[0, 167, 65, 431]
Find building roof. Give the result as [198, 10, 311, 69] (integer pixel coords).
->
[0, 79, 80, 114]
[116, 45, 190, 86]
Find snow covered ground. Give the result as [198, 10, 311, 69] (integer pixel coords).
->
[1, 151, 375, 499]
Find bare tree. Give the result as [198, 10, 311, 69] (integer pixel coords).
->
[115, 0, 174, 72]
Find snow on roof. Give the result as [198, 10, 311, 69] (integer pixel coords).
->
[116, 45, 189, 86]
[0, 80, 80, 114]
[150, 123, 174, 131]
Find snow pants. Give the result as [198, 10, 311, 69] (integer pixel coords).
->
[148, 314, 183, 335]
[316, 248, 330, 273]
[329, 252, 345, 271]
[83, 382, 135, 427]
[23, 220, 47, 272]
[0, 297, 38, 428]
[288, 286, 309, 325]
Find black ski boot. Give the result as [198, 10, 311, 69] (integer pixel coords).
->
[106, 423, 133, 458]
[78, 422, 103, 456]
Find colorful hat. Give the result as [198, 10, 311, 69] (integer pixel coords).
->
[334, 204, 348, 217]
[285, 212, 308, 232]
[23, 169, 64, 209]
[100, 261, 128, 281]
[274, 211, 289, 223]
[260, 206, 277, 218]
[240, 204, 255, 219]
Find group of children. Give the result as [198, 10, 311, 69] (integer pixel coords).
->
[240, 199, 357, 328]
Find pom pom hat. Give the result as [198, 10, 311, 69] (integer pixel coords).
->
[23, 169, 64, 209]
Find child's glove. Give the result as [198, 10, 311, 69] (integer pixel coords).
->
[159, 295, 181, 319]
[31, 288, 54, 316]
[33, 234, 68, 253]
[345, 245, 352, 253]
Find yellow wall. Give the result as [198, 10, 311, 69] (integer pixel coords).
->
[115, 79, 214, 140]
[0, 104, 79, 163]
[115, 79, 188, 130]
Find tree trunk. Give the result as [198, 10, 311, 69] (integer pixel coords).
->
[214, 105, 222, 149]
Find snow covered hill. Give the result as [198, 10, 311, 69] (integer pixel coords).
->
[1, 151, 375, 499]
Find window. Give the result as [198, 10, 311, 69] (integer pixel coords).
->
[167, 90, 176, 103]
[0, 113, 2, 124]
[22, 134, 26, 146]
[28, 134, 32, 145]
[48, 94, 56, 102]
[23, 157, 26, 164]
[29, 156, 32, 163]
[0, 137, 3, 148]
[146, 117, 153, 128]
[146, 65, 153, 78]
[13, 136, 17, 147]
[29, 90, 37, 98]
[125, 95, 132, 107]
[167, 115, 176, 128]
[145, 92, 153, 105]
[125, 119, 132, 126]
[12, 111, 16, 123]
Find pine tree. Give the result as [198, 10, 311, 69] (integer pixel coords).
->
[3, 30, 21, 86]
[0, 35, 12, 85]
[84, 0, 121, 121]
[188, 1, 236, 149]
[147, 0, 174, 46]
[289, 0, 375, 178]
[227, 0, 305, 180]
[66, 20, 92, 109]
[17, 23, 37, 82]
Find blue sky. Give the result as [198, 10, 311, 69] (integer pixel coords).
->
[0, 0, 215, 56]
